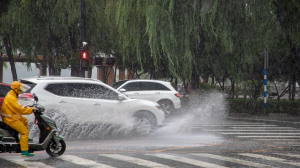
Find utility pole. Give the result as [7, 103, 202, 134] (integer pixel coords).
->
[264, 50, 268, 113]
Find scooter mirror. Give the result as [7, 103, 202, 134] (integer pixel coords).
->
[32, 93, 38, 102]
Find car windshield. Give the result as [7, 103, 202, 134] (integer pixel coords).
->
[110, 80, 127, 89]
[19, 80, 36, 93]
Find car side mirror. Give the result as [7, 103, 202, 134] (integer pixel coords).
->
[118, 94, 125, 101]
[119, 88, 126, 92]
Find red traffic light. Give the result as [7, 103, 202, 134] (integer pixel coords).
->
[81, 51, 88, 59]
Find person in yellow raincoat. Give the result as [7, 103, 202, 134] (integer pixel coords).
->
[0, 81, 36, 157]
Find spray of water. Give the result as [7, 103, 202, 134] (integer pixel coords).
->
[29, 90, 228, 145]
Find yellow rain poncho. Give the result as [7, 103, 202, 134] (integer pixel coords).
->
[1, 81, 34, 151]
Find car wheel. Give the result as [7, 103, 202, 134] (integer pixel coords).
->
[132, 111, 156, 135]
[158, 99, 174, 116]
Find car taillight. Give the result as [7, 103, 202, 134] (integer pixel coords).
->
[174, 93, 180, 98]
[19, 93, 34, 101]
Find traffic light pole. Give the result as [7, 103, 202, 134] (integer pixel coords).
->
[80, 0, 88, 77]
[81, 0, 86, 43]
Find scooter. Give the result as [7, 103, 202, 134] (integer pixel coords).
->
[0, 93, 66, 157]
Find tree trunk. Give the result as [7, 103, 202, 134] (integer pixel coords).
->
[230, 78, 235, 99]
[3, 35, 17, 81]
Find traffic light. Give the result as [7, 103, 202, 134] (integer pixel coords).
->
[80, 48, 89, 69]
[81, 50, 88, 60]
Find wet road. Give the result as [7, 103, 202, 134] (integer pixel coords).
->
[1, 116, 300, 168]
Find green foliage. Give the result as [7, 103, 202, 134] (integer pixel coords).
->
[227, 99, 300, 115]
[199, 82, 221, 91]
[1, 0, 300, 101]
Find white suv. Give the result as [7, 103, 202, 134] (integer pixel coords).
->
[18, 77, 165, 136]
[111, 79, 181, 116]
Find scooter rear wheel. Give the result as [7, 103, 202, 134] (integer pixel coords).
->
[46, 139, 66, 157]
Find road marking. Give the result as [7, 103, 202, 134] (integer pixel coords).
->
[59, 155, 116, 168]
[221, 132, 300, 135]
[183, 123, 266, 125]
[99, 154, 172, 168]
[206, 129, 300, 132]
[229, 127, 295, 129]
[238, 153, 300, 166]
[1, 156, 56, 168]
[190, 125, 278, 127]
[148, 154, 228, 168]
[237, 136, 300, 138]
[192, 153, 271, 168]
[253, 139, 300, 141]
[275, 153, 300, 159]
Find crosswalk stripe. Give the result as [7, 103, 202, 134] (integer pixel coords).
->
[238, 153, 300, 166]
[59, 155, 116, 168]
[189, 125, 278, 127]
[237, 136, 300, 138]
[221, 132, 300, 135]
[228, 127, 294, 129]
[182, 122, 265, 125]
[192, 153, 271, 168]
[254, 139, 300, 141]
[148, 154, 229, 168]
[275, 153, 300, 159]
[206, 130, 300, 132]
[1, 156, 56, 168]
[99, 154, 172, 168]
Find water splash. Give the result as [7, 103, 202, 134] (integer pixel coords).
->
[29, 90, 228, 143]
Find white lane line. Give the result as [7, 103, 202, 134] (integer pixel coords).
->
[148, 154, 228, 168]
[183, 123, 265, 125]
[192, 153, 271, 168]
[59, 155, 116, 168]
[254, 139, 300, 141]
[275, 153, 300, 159]
[1, 156, 56, 168]
[221, 133, 300, 135]
[99, 154, 172, 168]
[206, 130, 300, 132]
[229, 127, 294, 129]
[237, 136, 300, 138]
[191, 125, 278, 127]
[238, 153, 300, 167]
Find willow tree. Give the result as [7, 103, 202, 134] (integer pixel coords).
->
[3, 0, 114, 77]
[272, 0, 300, 100]
[201, 0, 281, 98]
[0, 0, 18, 81]
[107, 0, 208, 88]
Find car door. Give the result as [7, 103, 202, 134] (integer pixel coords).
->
[0, 84, 11, 108]
[45, 82, 128, 124]
[45, 83, 86, 116]
[120, 82, 141, 100]
[138, 82, 162, 102]
[82, 83, 131, 124]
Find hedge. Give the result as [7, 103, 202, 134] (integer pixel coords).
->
[226, 99, 300, 115]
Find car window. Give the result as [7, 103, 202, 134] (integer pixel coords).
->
[0, 85, 10, 97]
[45, 83, 118, 100]
[110, 80, 128, 89]
[122, 82, 140, 91]
[20, 80, 36, 89]
[83, 84, 118, 100]
[45, 83, 73, 96]
[141, 82, 170, 91]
